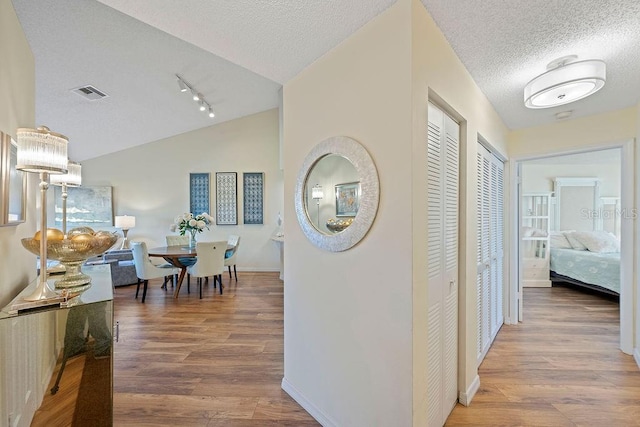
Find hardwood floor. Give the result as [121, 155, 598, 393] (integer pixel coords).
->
[114, 275, 639, 426]
[113, 272, 319, 426]
[447, 285, 640, 426]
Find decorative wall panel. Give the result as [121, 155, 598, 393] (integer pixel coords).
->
[189, 173, 210, 215]
[216, 172, 237, 225]
[243, 172, 264, 224]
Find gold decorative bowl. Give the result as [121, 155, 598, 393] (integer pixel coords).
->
[22, 229, 117, 294]
[326, 218, 354, 233]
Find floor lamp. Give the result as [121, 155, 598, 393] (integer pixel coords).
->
[16, 126, 69, 301]
[115, 215, 136, 249]
[49, 161, 82, 236]
[311, 184, 323, 228]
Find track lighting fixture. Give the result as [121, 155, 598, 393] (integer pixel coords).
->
[176, 76, 188, 92]
[175, 74, 216, 119]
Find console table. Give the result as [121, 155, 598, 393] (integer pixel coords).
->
[0, 264, 114, 426]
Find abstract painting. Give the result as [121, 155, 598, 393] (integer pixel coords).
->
[53, 186, 113, 228]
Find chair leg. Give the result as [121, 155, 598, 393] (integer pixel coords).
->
[228, 266, 232, 279]
[141, 280, 149, 303]
[233, 265, 237, 281]
[219, 274, 223, 295]
[199, 278, 203, 299]
[135, 279, 141, 299]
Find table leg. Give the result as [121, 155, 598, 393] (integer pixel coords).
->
[173, 268, 187, 298]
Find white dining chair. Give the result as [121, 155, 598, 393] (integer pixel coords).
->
[166, 235, 195, 290]
[224, 235, 240, 281]
[187, 241, 226, 298]
[131, 241, 179, 303]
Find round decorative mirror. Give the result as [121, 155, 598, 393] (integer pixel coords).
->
[295, 136, 379, 251]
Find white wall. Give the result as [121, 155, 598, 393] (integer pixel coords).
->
[82, 109, 283, 272]
[283, 0, 510, 425]
[283, 2, 414, 425]
[522, 159, 621, 196]
[0, 0, 37, 308]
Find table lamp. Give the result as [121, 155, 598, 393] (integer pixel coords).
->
[16, 126, 68, 301]
[49, 161, 82, 236]
[115, 215, 136, 249]
[311, 184, 323, 228]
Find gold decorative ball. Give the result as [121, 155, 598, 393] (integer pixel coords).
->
[67, 226, 95, 237]
[34, 228, 64, 241]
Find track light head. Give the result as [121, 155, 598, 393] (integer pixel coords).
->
[208, 107, 215, 118]
[199, 101, 206, 112]
[176, 76, 188, 92]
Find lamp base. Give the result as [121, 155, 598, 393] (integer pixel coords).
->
[23, 275, 57, 301]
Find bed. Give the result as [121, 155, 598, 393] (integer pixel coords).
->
[549, 247, 620, 296]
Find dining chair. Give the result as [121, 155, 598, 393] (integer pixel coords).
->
[224, 235, 241, 280]
[187, 241, 226, 298]
[166, 235, 196, 290]
[131, 241, 179, 303]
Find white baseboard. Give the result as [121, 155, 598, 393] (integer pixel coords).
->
[634, 348, 640, 370]
[281, 377, 337, 427]
[458, 375, 480, 407]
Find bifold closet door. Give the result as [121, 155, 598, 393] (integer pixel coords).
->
[426, 102, 459, 426]
[476, 143, 504, 364]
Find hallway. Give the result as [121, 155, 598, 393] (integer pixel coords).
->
[447, 286, 640, 426]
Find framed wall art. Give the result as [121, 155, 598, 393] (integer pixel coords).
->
[190, 173, 210, 215]
[52, 185, 113, 228]
[0, 132, 26, 226]
[216, 172, 237, 225]
[243, 172, 264, 224]
[335, 181, 360, 217]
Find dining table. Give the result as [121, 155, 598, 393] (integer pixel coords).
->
[147, 244, 232, 298]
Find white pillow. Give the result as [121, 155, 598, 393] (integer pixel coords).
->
[549, 231, 572, 249]
[571, 230, 620, 253]
[564, 231, 587, 250]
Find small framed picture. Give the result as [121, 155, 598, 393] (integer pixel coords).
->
[335, 181, 360, 217]
[1, 132, 26, 226]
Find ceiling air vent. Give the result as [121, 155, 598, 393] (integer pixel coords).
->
[71, 85, 108, 100]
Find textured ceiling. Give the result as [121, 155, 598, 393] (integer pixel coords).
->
[422, 0, 640, 129]
[10, 0, 640, 161]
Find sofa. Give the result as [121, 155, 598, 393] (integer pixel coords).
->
[86, 249, 138, 287]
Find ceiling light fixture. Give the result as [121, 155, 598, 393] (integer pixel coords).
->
[176, 74, 216, 119]
[524, 55, 606, 109]
[176, 76, 188, 92]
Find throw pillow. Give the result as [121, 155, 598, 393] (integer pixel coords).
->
[564, 231, 587, 251]
[549, 231, 572, 249]
[572, 230, 620, 253]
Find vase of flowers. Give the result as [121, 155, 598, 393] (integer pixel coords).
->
[170, 212, 214, 248]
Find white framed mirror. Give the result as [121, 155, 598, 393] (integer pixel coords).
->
[295, 136, 379, 251]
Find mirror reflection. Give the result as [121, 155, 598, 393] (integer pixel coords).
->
[305, 154, 360, 234]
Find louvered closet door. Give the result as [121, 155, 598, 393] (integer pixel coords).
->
[476, 143, 504, 364]
[426, 102, 459, 427]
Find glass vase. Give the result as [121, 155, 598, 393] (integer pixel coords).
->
[189, 229, 197, 248]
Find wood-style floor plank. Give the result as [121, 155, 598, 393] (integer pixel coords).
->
[113, 272, 319, 426]
[447, 285, 640, 426]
